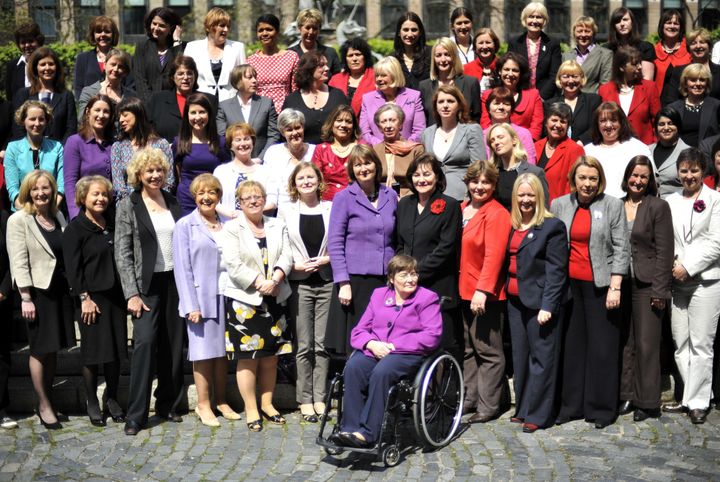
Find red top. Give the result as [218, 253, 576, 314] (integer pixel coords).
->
[534, 137, 586, 202]
[329, 67, 376, 117]
[176, 92, 187, 118]
[463, 57, 497, 85]
[312, 143, 351, 200]
[569, 206, 593, 281]
[507, 228, 530, 296]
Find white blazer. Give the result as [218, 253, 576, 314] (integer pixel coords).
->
[277, 200, 332, 281]
[222, 214, 293, 305]
[668, 185, 720, 281]
[183, 38, 246, 102]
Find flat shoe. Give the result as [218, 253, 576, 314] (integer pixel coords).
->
[633, 408, 661, 422]
[618, 400, 633, 415]
[510, 417, 524, 424]
[594, 420, 612, 429]
[246, 419, 263, 432]
[260, 409, 286, 425]
[217, 407, 241, 421]
[689, 409, 707, 424]
[522, 423, 539, 433]
[195, 407, 220, 427]
[124, 420, 141, 436]
[301, 412, 319, 423]
[468, 412, 495, 424]
[661, 402, 686, 414]
[337, 432, 369, 448]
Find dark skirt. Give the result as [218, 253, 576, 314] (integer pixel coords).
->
[77, 284, 128, 365]
[225, 297, 291, 359]
[326, 274, 385, 355]
[28, 274, 76, 357]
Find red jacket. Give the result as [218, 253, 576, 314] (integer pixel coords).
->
[534, 137, 585, 202]
[598, 79, 660, 145]
[653, 40, 691, 96]
[481, 87, 544, 140]
[329, 67, 376, 117]
[463, 57, 497, 85]
[458, 199, 511, 301]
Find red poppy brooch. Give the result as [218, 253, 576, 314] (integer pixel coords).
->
[694, 200, 706, 213]
[430, 199, 446, 215]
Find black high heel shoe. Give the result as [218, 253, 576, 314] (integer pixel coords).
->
[87, 401, 106, 427]
[103, 397, 125, 423]
[36, 410, 62, 430]
[260, 409, 286, 425]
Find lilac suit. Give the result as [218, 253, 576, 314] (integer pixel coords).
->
[359, 88, 426, 145]
[172, 209, 226, 361]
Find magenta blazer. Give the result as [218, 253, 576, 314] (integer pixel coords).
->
[359, 87, 426, 145]
[351, 286, 442, 356]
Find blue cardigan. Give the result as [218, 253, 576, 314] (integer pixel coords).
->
[5, 137, 64, 210]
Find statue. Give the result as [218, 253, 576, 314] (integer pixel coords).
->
[284, 0, 366, 45]
[335, 0, 366, 45]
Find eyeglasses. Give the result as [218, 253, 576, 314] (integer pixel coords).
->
[240, 195, 264, 202]
[395, 272, 419, 281]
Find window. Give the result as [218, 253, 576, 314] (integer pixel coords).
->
[699, 0, 720, 30]
[380, 0, 407, 38]
[75, 0, 103, 42]
[423, 0, 450, 39]
[503, 0, 527, 41]
[585, 0, 609, 41]
[166, 0, 191, 23]
[466, 0, 491, 33]
[624, 0, 648, 37]
[122, 0, 146, 42]
[546, 0, 570, 43]
[32, 0, 59, 41]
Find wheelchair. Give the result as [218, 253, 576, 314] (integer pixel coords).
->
[316, 350, 464, 467]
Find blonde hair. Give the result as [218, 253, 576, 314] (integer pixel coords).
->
[189, 173, 223, 198]
[296, 8, 323, 28]
[14, 99, 52, 126]
[679, 63, 712, 97]
[520, 2, 549, 27]
[568, 156, 606, 195]
[572, 15, 598, 35]
[18, 170, 58, 215]
[74, 175, 112, 208]
[204, 7, 231, 33]
[430, 37, 464, 81]
[374, 57, 406, 89]
[510, 173, 552, 229]
[487, 123, 528, 168]
[126, 148, 171, 191]
[235, 179, 266, 204]
[555, 59, 587, 89]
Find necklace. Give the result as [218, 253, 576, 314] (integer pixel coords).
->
[438, 126, 457, 143]
[626, 198, 643, 208]
[685, 100, 704, 113]
[332, 142, 354, 157]
[619, 85, 634, 94]
[366, 190, 378, 202]
[662, 42, 680, 54]
[35, 214, 55, 231]
[202, 213, 221, 230]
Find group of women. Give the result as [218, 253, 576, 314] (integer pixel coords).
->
[1, 2, 720, 442]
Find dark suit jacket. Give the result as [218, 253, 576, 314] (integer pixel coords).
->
[668, 97, 720, 146]
[394, 48, 431, 91]
[418, 74, 481, 125]
[506, 217, 568, 313]
[216, 93, 280, 159]
[396, 190, 461, 308]
[288, 43, 341, 76]
[146, 90, 218, 143]
[133, 39, 183, 102]
[62, 210, 118, 294]
[546, 92, 601, 145]
[4, 57, 26, 102]
[0, 210, 11, 297]
[12, 88, 77, 143]
[628, 195, 673, 299]
[662, 62, 720, 104]
[73, 49, 135, 99]
[508, 32, 562, 100]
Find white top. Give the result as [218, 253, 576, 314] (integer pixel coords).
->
[150, 211, 175, 272]
[619, 88, 634, 116]
[261, 142, 316, 208]
[712, 40, 720, 64]
[584, 138, 653, 199]
[238, 96, 252, 124]
[213, 160, 267, 221]
[432, 128, 454, 161]
[451, 36, 475, 65]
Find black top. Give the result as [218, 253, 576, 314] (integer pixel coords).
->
[652, 142, 675, 170]
[680, 106, 700, 147]
[63, 212, 118, 294]
[133, 39, 184, 102]
[36, 217, 63, 274]
[537, 148, 549, 169]
[4, 57, 26, 102]
[604, 40, 656, 62]
[211, 60, 222, 84]
[497, 167, 519, 211]
[288, 43, 341, 77]
[281, 87, 349, 144]
[394, 48, 431, 91]
[299, 213, 326, 283]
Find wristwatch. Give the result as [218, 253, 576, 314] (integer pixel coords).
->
[79, 293, 90, 301]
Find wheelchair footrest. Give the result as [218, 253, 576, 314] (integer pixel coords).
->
[316, 435, 381, 455]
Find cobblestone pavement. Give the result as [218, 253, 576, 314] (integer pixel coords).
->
[0, 407, 718, 481]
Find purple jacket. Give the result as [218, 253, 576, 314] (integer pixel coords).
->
[63, 134, 113, 219]
[328, 182, 397, 283]
[359, 87, 426, 145]
[173, 209, 222, 318]
[351, 286, 442, 356]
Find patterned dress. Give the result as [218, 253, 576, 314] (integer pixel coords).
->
[247, 50, 299, 114]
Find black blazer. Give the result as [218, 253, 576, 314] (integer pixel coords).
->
[0, 210, 11, 297]
[12, 88, 77, 143]
[628, 195, 673, 299]
[506, 216, 568, 313]
[73, 49, 135, 99]
[4, 57, 26, 102]
[62, 210, 119, 294]
[418, 74, 481, 125]
[146, 89, 219, 143]
[394, 48, 431, 91]
[662, 62, 720, 105]
[131, 190, 182, 295]
[395, 189, 461, 308]
[508, 32, 562, 100]
[133, 39, 183, 102]
[546, 92, 601, 145]
[668, 97, 720, 147]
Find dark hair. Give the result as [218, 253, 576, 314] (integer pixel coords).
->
[346, 144, 383, 186]
[117, 97, 158, 147]
[657, 9, 685, 43]
[405, 153, 447, 195]
[607, 7, 640, 50]
[654, 106, 683, 133]
[320, 105, 359, 143]
[621, 155, 658, 196]
[545, 102, 573, 124]
[496, 52, 531, 91]
[339, 37, 374, 72]
[393, 12, 430, 74]
[176, 93, 221, 159]
[485, 87, 516, 113]
[590, 102, 636, 145]
[144, 7, 181, 39]
[611, 46, 642, 85]
[169, 55, 199, 91]
[711, 138, 720, 183]
[387, 254, 418, 284]
[450, 7, 473, 27]
[14, 22, 44, 47]
[86, 16, 119, 47]
[27, 47, 66, 94]
[255, 13, 280, 31]
[78, 94, 115, 141]
[432, 84, 470, 125]
[295, 51, 326, 90]
[676, 147, 707, 174]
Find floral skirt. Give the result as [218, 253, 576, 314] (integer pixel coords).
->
[225, 297, 292, 359]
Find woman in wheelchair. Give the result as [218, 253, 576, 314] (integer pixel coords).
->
[330, 254, 443, 448]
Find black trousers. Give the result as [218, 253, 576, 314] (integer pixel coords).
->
[0, 295, 12, 412]
[558, 279, 620, 425]
[126, 272, 185, 425]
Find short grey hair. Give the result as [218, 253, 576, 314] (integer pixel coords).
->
[278, 108, 305, 132]
[545, 102, 573, 124]
[373, 103, 405, 127]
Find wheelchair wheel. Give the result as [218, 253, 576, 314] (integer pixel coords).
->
[381, 444, 400, 467]
[412, 352, 464, 448]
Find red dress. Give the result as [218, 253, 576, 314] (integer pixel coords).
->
[312, 143, 351, 200]
[247, 50, 299, 114]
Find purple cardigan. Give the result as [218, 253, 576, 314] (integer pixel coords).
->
[359, 87, 426, 145]
[63, 134, 113, 219]
[328, 182, 397, 283]
[351, 286, 442, 356]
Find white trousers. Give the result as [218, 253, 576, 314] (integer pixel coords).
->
[671, 280, 720, 410]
